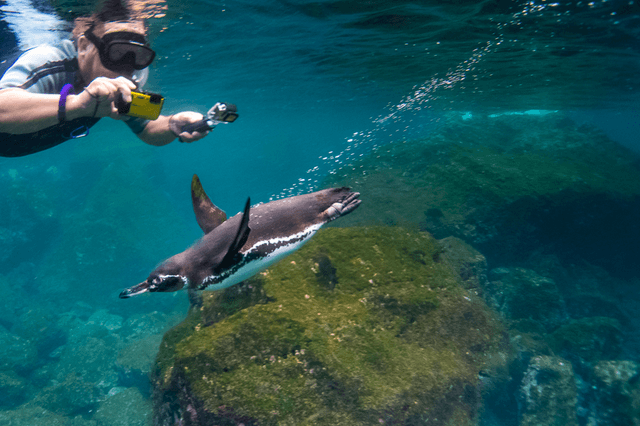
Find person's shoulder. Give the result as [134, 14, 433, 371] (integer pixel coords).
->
[0, 39, 77, 92]
[19, 39, 76, 66]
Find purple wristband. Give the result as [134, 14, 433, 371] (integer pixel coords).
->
[58, 83, 74, 123]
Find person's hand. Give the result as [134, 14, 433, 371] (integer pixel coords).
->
[71, 76, 136, 119]
[168, 111, 210, 143]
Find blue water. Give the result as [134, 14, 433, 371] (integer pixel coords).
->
[1, 0, 639, 424]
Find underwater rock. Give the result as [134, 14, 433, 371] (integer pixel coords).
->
[121, 311, 170, 341]
[0, 370, 27, 408]
[487, 267, 566, 332]
[325, 113, 640, 279]
[93, 387, 152, 426]
[54, 335, 121, 392]
[151, 227, 510, 425]
[0, 404, 95, 426]
[589, 360, 640, 426]
[550, 317, 623, 365]
[32, 373, 101, 417]
[117, 333, 164, 373]
[0, 274, 23, 331]
[438, 236, 488, 295]
[0, 325, 38, 374]
[519, 355, 578, 426]
[87, 309, 124, 332]
[116, 333, 164, 391]
[11, 306, 66, 362]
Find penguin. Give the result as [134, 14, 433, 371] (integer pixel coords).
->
[119, 175, 361, 298]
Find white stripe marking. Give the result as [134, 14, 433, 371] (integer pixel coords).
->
[200, 223, 324, 291]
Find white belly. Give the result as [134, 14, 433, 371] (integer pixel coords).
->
[200, 223, 323, 291]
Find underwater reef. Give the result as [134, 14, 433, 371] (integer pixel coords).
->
[151, 227, 510, 425]
[0, 158, 191, 425]
[327, 113, 640, 280]
[2, 113, 639, 425]
[323, 113, 640, 425]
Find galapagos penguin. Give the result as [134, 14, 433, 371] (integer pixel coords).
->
[119, 175, 361, 298]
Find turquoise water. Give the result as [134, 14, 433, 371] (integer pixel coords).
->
[1, 0, 640, 424]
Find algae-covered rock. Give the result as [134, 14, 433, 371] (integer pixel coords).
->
[438, 236, 488, 295]
[54, 335, 121, 391]
[0, 403, 96, 426]
[32, 373, 101, 417]
[550, 317, 622, 364]
[590, 360, 640, 426]
[519, 355, 578, 426]
[487, 267, 566, 331]
[325, 114, 640, 279]
[93, 387, 152, 426]
[0, 325, 38, 374]
[116, 333, 164, 391]
[152, 227, 509, 425]
[0, 370, 27, 407]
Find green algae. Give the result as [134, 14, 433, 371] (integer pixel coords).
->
[153, 226, 508, 425]
[322, 113, 640, 278]
[324, 113, 640, 228]
[550, 317, 623, 363]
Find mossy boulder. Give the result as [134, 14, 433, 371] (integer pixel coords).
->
[31, 373, 101, 417]
[0, 370, 27, 408]
[519, 355, 578, 426]
[0, 403, 96, 426]
[151, 227, 510, 425]
[487, 267, 566, 331]
[550, 317, 623, 364]
[93, 387, 152, 426]
[591, 360, 640, 425]
[437, 236, 488, 295]
[325, 113, 640, 278]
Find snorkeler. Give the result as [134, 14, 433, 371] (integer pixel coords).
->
[0, 0, 209, 157]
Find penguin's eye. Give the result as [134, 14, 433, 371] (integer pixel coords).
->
[152, 276, 161, 284]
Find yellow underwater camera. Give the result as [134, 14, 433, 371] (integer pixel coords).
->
[116, 91, 164, 120]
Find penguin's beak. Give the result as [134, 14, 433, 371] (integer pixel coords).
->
[119, 281, 150, 299]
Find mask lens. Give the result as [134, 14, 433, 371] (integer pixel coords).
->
[107, 42, 155, 69]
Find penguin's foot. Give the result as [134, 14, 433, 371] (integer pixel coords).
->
[325, 192, 361, 221]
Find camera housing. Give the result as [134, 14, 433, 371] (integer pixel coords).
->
[116, 91, 164, 120]
[211, 103, 238, 123]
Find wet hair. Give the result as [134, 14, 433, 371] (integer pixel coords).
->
[96, 0, 132, 22]
[72, 0, 145, 39]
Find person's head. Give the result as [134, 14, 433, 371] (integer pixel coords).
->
[73, 0, 155, 84]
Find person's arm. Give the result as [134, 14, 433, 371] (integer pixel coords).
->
[136, 111, 210, 146]
[0, 76, 136, 134]
[0, 89, 82, 134]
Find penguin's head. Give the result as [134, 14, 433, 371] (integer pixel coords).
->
[147, 273, 188, 293]
[119, 260, 188, 298]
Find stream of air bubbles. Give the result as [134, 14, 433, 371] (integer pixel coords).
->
[270, 0, 561, 200]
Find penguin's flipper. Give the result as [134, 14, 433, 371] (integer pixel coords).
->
[192, 174, 227, 234]
[218, 197, 251, 270]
